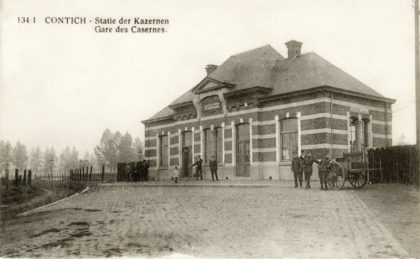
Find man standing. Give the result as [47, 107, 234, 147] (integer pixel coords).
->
[318, 154, 331, 190]
[142, 160, 149, 181]
[209, 155, 219, 181]
[303, 151, 320, 189]
[192, 155, 203, 180]
[291, 150, 303, 188]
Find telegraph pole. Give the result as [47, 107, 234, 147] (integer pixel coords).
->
[416, 0, 419, 142]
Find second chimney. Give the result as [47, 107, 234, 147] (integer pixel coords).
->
[205, 64, 218, 75]
[285, 40, 303, 59]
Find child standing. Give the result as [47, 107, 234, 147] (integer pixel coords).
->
[172, 166, 180, 183]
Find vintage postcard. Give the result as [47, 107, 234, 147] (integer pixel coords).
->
[0, 0, 419, 258]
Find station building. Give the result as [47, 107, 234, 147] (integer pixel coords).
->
[142, 40, 394, 180]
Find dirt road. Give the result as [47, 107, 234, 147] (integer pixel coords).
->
[0, 182, 417, 258]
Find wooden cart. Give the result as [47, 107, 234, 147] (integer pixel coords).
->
[326, 151, 381, 190]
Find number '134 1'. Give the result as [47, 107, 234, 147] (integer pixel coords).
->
[18, 17, 36, 24]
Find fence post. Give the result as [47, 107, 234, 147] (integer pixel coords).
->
[23, 169, 27, 186]
[101, 165, 105, 182]
[15, 169, 19, 186]
[89, 166, 92, 181]
[28, 170, 32, 185]
[5, 169, 9, 193]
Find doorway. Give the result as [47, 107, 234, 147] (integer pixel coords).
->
[182, 131, 192, 177]
[236, 124, 250, 177]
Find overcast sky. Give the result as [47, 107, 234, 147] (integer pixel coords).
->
[0, 0, 416, 155]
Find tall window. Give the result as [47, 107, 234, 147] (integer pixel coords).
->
[204, 128, 212, 163]
[159, 135, 168, 167]
[349, 117, 370, 151]
[349, 117, 357, 150]
[362, 119, 369, 148]
[215, 127, 223, 163]
[280, 118, 298, 161]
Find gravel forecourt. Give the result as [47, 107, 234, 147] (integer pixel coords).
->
[0, 181, 418, 258]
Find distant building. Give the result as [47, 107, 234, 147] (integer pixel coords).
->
[142, 40, 394, 180]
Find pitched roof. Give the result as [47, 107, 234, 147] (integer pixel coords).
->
[207, 45, 284, 90]
[146, 106, 173, 121]
[268, 52, 384, 97]
[145, 44, 391, 122]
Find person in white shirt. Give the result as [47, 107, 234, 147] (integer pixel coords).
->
[172, 166, 180, 183]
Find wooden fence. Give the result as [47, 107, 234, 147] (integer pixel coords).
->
[0, 169, 34, 191]
[69, 165, 117, 182]
[367, 145, 419, 186]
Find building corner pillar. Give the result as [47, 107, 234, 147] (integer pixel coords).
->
[249, 118, 253, 166]
[275, 115, 280, 163]
[297, 112, 301, 156]
[231, 121, 236, 166]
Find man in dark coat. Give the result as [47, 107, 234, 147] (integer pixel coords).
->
[209, 155, 219, 181]
[138, 161, 144, 181]
[318, 154, 331, 190]
[303, 151, 320, 189]
[192, 155, 203, 180]
[291, 150, 303, 188]
[142, 160, 149, 181]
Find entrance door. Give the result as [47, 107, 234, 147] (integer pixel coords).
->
[236, 124, 250, 177]
[182, 131, 193, 177]
[182, 147, 192, 177]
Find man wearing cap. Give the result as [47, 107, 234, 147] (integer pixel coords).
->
[303, 150, 320, 189]
[291, 150, 304, 188]
[192, 155, 203, 180]
[318, 154, 332, 190]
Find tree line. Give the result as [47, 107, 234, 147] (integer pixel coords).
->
[0, 128, 143, 176]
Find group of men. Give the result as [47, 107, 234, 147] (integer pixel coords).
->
[291, 150, 332, 190]
[124, 160, 149, 182]
[192, 155, 219, 181]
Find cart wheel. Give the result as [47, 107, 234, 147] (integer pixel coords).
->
[327, 161, 345, 190]
[348, 171, 368, 189]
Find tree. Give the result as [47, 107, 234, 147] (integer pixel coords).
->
[118, 132, 136, 162]
[58, 146, 79, 174]
[13, 141, 28, 170]
[0, 140, 13, 170]
[30, 146, 43, 174]
[43, 147, 57, 175]
[133, 137, 144, 160]
[58, 146, 71, 174]
[94, 128, 118, 172]
[70, 147, 79, 169]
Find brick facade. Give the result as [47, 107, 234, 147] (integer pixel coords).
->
[142, 42, 394, 181]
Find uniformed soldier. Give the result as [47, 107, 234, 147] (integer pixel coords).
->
[192, 155, 203, 180]
[291, 150, 304, 188]
[303, 151, 320, 189]
[318, 154, 331, 190]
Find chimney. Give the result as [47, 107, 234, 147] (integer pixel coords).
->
[205, 64, 218, 75]
[285, 40, 303, 59]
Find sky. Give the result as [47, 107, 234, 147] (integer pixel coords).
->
[0, 0, 417, 155]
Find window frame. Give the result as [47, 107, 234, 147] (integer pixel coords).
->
[279, 118, 298, 161]
[159, 135, 168, 167]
